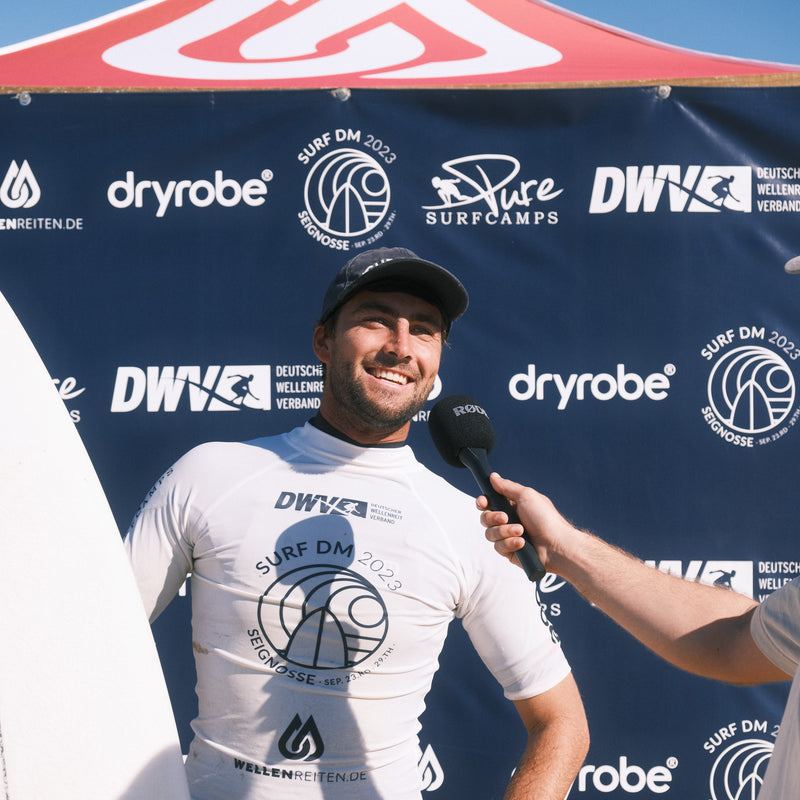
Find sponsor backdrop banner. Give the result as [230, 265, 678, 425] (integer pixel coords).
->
[2, 86, 799, 798]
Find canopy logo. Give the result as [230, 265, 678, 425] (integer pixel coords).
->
[297, 128, 396, 251]
[110, 365, 271, 412]
[700, 325, 800, 448]
[423, 154, 561, 226]
[0, 159, 40, 208]
[589, 166, 751, 213]
[100, 1, 562, 82]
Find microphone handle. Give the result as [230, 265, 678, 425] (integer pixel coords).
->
[458, 447, 546, 582]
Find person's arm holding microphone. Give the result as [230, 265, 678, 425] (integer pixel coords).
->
[477, 473, 787, 686]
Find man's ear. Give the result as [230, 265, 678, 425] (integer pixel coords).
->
[312, 324, 331, 364]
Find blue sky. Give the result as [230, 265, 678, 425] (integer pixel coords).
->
[1, 0, 798, 66]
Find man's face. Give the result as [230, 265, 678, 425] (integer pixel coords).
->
[313, 290, 444, 443]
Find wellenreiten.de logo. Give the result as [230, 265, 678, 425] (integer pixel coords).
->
[0, 159, 84, 232]
[297, 128, 396, 251]
[700, 325, 800, 448]
[0, 159, 40, 208]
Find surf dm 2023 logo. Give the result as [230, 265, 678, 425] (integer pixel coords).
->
[700, 326, 800, 448]
[297, 127, 397, 252]
[702, 717, 777, 800]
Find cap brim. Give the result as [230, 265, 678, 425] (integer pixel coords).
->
[330, 257, 469, 328]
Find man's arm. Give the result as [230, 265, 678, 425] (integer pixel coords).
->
[479, 474, 790, 686]
[504, 674, 589, 800]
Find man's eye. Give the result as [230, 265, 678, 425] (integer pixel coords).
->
[413, 325, 441, 338]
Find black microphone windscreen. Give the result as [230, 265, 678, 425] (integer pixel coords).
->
[428, 394, 495, 468]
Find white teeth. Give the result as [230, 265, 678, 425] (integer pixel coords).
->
[374, 369, 408, 385]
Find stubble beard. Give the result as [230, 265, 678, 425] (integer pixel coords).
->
[327, 361, 434, 435]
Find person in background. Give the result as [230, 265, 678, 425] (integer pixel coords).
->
[478, 472, 794, 800]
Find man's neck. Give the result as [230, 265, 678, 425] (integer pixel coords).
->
[310, 414, 407, 448]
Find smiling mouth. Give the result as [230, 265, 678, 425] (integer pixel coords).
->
[369, 367, 410, 386]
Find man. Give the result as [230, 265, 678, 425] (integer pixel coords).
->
[478, 472, 795, 800]
[124, 247, 588, 800]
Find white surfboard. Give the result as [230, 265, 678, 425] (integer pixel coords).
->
[0, 290, 190, 800]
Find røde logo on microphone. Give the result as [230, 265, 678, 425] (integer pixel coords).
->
[452, 403, 489, 417]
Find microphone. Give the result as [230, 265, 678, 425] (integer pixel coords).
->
[428, 394, 546, 582]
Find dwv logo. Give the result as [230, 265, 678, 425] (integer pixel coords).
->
[111, 365, 271, 412]
[645, 560, 754, 599]
[0, 160, 41, 208]
[589, 166, 751, 213]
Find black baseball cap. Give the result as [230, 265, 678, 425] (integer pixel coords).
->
[319, 247, 469, 333]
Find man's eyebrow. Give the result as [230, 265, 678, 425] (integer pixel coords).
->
[354, 299, 444, 329]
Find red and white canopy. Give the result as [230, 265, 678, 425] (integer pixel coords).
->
[1, 0, 798, 89]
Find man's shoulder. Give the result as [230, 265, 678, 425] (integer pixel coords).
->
[410, 460, 475, 508]
[172, 432, 292, 474]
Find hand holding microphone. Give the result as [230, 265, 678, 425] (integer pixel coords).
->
[428, 394, 546, 582]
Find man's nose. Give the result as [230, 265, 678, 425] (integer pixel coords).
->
[384, 320, 412, 358]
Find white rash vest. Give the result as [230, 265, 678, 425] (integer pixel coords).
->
[124, 422, 570, 800]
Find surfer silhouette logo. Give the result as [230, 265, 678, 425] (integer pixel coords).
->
[230, 374, 258, 405]
[709, 174, 738, 206]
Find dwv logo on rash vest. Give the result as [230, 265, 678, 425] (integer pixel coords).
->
[111, 366, 271, 412]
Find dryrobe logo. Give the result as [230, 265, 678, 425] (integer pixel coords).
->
[297, 128, 396, 251]
[703, 720, 776, 800]
[575, 756, 677, 794]
[258, 565, 388, 670]
[107, 169, 273, 218]
[422, 154, 561, 226]
[589, 166, 751, 213]
[508, 363, 674, 409]
[110, 365, 271, 412]
[0, 160, 40, 208]
[700, 326, 800, 448]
